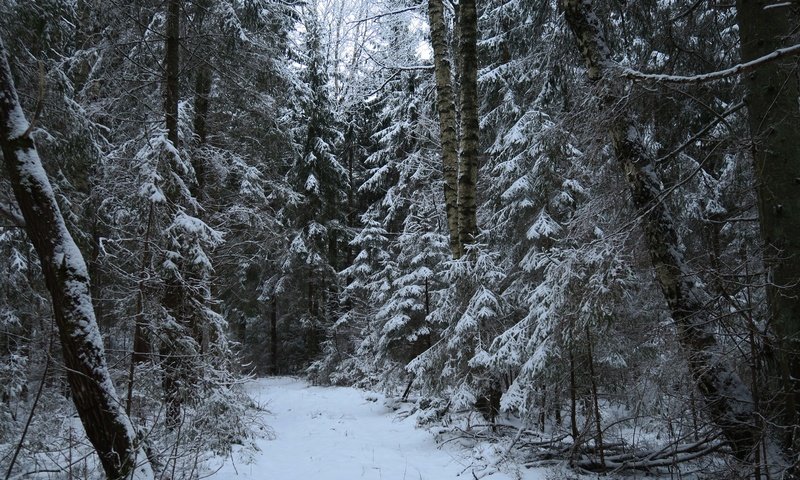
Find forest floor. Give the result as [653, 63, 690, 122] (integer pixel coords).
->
[208, 377, 553, 480]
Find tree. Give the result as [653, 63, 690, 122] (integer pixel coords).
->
[0, 36, 154, 480]
[426, 0, 460, 257]
[456, 0, 480, 250]
[560, 0, 759, 461]
[735, 0, 800, 447]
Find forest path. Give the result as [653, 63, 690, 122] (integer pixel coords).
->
[209, 377, 545, 480]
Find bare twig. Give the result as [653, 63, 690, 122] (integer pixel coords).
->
[348, 6, 421, 24]
[656, 101, 745, 163]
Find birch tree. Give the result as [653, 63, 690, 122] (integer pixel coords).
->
[426, 0, 461, 257]
[426, 0, 481, 258]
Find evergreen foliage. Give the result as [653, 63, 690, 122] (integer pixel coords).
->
[1, 0, 799, 477]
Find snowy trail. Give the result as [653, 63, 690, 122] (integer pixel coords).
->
[210, 377, 546, 480]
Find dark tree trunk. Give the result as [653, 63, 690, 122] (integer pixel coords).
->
[0, 37, 153, 480]
[193, 67, 211, 146]
[456, 0, 479, 250]
[569, 345, 580, 450]
[736, 0, 800, 447]
[271, 297, 279, 374]
[585, 325, 604, 467]
[164, 0, 180, 146]
[160, 0, 185, 430]
[161, 274, 185, 429]
[191, 65, 211, 202]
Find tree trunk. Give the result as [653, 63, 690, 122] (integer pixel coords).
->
[127, 203, 155, 415]
[271, 296, 279, 374]
[191, 0, 211, 200]
[160, 0, 184, 430]
[191, 65, 211, 202]
[561, 0, 758, 461]
[426, 0, 461, 258]
[585, 325, 604, 467]
[569, 345, 579, 446]
[164, 0, 180, 146]
[456, 0, 479, 251]
[735, 0, 800, 447]
[161, 274, 185, 429]
[193, 66, 211, 146]
[0, 37, 154, 480]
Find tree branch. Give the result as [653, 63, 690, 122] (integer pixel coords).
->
[620, 43, 800, 83]
[656, 101, 745, 163]
[363, 48, 433, 71]
[0, 200, 25, 228]
[348, 6, 421, 24]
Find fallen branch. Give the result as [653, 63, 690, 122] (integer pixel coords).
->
[524, 432, 726, 473]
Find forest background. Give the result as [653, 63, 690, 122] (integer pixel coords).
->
[1, 0, 799, 478]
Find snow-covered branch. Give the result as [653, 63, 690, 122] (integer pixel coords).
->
[619, 43, 800, 83]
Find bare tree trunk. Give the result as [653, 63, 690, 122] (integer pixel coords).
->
[561, 0, 758, 460]
[0, 37, 153, 480]
[735, 0, 800, 448]
[426, 0, 461, 258]
[456, 0, 479, 250]
[133, 204, 154, 364]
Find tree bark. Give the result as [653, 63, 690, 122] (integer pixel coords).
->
[192, 68, 211, 147]
[426, 0, 461, 258]
[192, 66, 211, 197]
[735, 0, 800, 446]
[164, 0, 180, 146]
[160, 0, 185, 430]
[456, 0, 480, 250]
[561, 0, 758, 461]
[271, 296, 279, 374]
[0, 37, 153, 480]
[585, 325, 604, 467]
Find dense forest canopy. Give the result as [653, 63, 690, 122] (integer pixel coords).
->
[1, 0, 799, 478]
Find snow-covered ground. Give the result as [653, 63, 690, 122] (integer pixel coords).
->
[209, 377, 551, 480]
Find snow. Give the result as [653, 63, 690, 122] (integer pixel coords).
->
[5, 99, 29, 140]
[209, 377, 550, 480]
